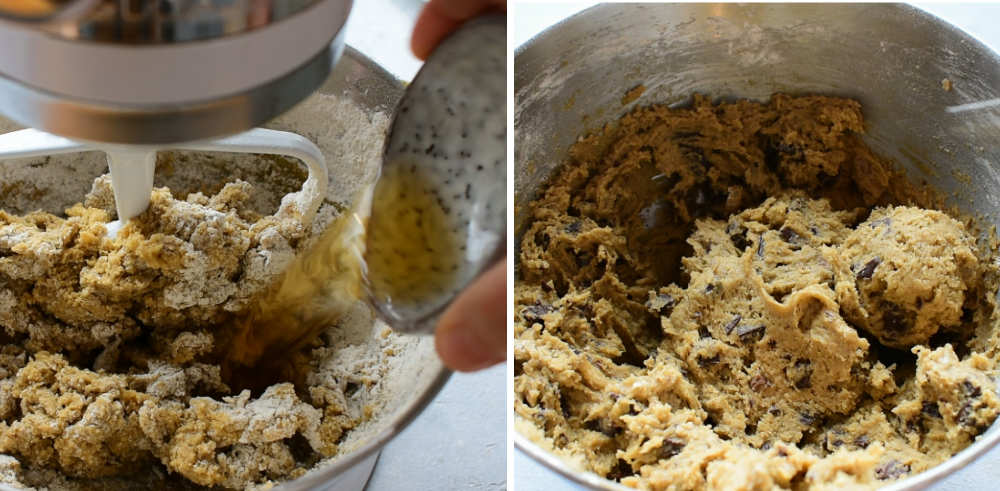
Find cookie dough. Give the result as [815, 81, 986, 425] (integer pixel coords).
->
[0, 175, 372, 489]
[514, 94, 1000, 490]
[837, 207, 979, 348]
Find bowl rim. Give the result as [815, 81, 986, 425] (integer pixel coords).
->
[513, 3, 1000, 490]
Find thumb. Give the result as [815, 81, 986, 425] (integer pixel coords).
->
[435, 258, 507, 371]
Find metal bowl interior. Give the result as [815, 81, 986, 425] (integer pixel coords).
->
[514, 3, 1000, 490]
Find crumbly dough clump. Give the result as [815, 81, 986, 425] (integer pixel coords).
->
[0, 177, 368, 489]
[514, 95, 1000, 490]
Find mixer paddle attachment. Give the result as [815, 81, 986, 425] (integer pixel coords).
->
[0, 128, 329, 237]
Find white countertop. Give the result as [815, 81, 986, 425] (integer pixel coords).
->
[343, 2, 507, 491]
[512, 3, 1000, 491]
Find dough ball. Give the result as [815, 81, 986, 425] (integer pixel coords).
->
[838, 207, 978, 348]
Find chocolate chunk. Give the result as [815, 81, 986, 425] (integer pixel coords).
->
[704, 283, 715, 294]
[697, 354, 720, 367]
[723, 314, 742, 334]
[882, 306, 909, 334]
[522, 302, 552, 322]
[875, 460, 910, 480]
[559, 393, 572, 418]
[958, 401, 979, 428]
[606, 459, 633, 481]
[727, 222, 750, 250]
[756, 236, 766, 259]
[799, 413, 815, 425]
[779, 227, 801, 244]
[749, 374, 770, 392]
[854, 435, 870, 448]
[736, 324, 765, 342]
[922, 402, 942, 418]
[794, 375, 812, 390]
[659, 437, 686, 459]
[856, 257, 881, 279]
[565, 221, 582, 234]
[962, 380, 982, 398]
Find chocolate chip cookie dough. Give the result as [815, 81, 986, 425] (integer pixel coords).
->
[514, 94, 1000, 489]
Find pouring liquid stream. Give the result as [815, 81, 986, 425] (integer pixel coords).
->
[219, 164, 461, 391]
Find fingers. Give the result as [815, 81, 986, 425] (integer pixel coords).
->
[414, 0, 508, 371]
[411, 0, 506, 60]
[435, 258, 507, 372]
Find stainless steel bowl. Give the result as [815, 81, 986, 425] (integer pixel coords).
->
[0, 47, 451, 491]
[514, 4, 1000, 490]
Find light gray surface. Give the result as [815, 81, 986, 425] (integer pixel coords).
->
[513, 3, 1000, 490]
[366, 365, 507, 491]
[345, 2, 507, 490]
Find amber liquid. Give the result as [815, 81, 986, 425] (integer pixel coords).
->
[220, 164, 459, 391]
[365, 163, 461, 310]
[220, 199, 367, 391]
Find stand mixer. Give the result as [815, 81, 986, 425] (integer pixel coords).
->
[0, 0, 351, 234]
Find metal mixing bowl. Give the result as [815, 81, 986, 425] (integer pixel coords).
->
[514, 4, 1000, 490]
[0, 47, 450, 491]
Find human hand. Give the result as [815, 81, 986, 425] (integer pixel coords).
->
[435, 258, 506, 372]
[410, 0, 507, 371]
[410, 0, 506, 60]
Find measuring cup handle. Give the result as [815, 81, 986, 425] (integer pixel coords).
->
[180, 128, 329, 227]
